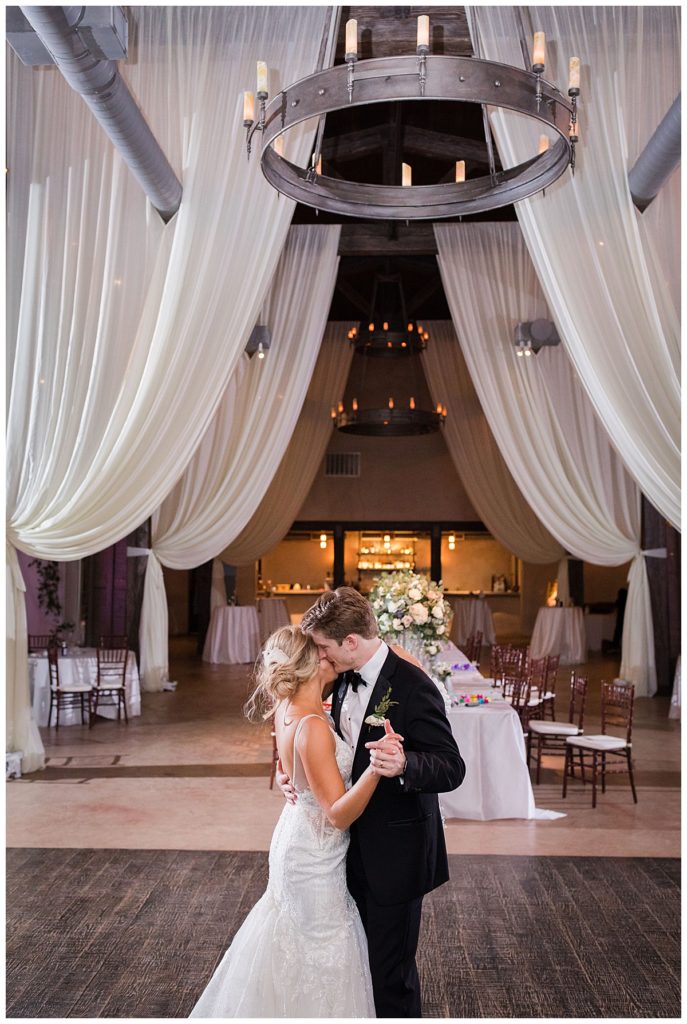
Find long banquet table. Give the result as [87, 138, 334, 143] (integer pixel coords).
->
[437, 650, 563, 821]
[29, 648, 141, 727]
[530, 606, 587, 665]
[203, 605, 261, 664]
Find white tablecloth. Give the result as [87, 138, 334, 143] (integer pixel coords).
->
[585, 611, 616, 651]
[449, 598, 496, 646]
[530, 607, 587, 665]
[439, 663, 563, 821]
[29, 648, 141, 727]
[669, 656, 680, 720]
[203, 606, 261, 664]
[257, 598, 291, 642]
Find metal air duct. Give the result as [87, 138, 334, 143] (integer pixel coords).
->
[628, 95, 681, 213]
[18, 6, 182, 221]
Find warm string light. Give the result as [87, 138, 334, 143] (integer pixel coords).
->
[319, 533, 327, 549]
[448, 533, 456, 551]
[388, 397, 395, 409]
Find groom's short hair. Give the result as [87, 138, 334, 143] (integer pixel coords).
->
[301, 586, 378, 643]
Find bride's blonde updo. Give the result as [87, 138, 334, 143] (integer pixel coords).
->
[245, 625, 320, 720]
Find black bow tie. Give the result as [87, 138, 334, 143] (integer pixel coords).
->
[348, 671, 366, 692]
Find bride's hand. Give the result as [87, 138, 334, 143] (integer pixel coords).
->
[366, 720, 406, 777]
[276, 757, 298, 805]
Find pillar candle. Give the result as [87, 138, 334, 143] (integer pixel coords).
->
[243, 91, 255, 123]
[256, 61, 269, 95]
[417, 15, 429, 48]
[345, 19, 357, 57]
[532, 32, 545, 67]
[569, 57, 581, 90]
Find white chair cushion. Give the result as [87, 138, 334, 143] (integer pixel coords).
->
[541, 691, 555, 700]
[530, 721, 580, 736]
[53, 683, 92, 693]
[566, 734, 628, 751]
[95, 682, 125, 690]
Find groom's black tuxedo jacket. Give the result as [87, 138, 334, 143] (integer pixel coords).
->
[332, 646, 465, 906]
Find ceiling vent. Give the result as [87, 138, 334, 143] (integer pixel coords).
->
[325, 452, 361, 478]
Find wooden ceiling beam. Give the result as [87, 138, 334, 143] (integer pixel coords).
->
[339, 223, 437, 256]
[336, 6, 473, 61]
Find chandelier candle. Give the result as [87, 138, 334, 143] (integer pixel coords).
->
[455, 160, 465, 183]
[402, 163, 412, 187]
[345, 18, 357, 59]
[538, 135, 549, 154]
[256, 61, 269, 97]
[243, 91, 255, 126]
[568, 57, 581, 92]
[532, 32, 546, 70]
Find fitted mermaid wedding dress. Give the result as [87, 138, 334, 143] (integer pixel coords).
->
[190, 714, 375, 1018]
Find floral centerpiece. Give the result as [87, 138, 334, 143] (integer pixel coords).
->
[369, 570, 453, 660]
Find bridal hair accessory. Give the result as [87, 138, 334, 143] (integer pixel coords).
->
[263, 647, 290, 668]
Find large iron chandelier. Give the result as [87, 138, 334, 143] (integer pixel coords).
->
[332, 274, 446, 437]
[242, 19, 581, 220]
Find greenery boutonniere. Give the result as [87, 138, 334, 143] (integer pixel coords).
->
[365, 686, 398, 728]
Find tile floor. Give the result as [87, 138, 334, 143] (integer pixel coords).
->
[7, 637, 680, 857]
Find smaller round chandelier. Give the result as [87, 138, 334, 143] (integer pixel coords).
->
[241, 19, 581, 220]
[332, 273, 446, 437]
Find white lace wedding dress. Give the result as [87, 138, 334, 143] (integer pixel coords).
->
[190, 714, 375, 1018]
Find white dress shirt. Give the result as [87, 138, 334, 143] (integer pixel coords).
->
[339, 640, 389, 753]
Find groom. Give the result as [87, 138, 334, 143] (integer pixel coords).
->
[279, 586, 465, 1018]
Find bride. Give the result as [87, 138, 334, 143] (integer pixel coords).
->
[190, 625, 401, 1018]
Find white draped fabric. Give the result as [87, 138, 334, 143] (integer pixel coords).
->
[422, 322, 563, 565]
[211, 560, 227, 613]
[436, 223, 655, 695]
[6, 6, 330, 765]
[221, 324, 353, 565]
[140, 226, 340, 689]
[468, 6, 681, 529]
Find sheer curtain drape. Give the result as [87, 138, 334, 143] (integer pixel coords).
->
[467, 6, 680, 529]
[421, 322, 563, 565]
[221, 324, 353, 565]
[140, 226, 340, 690]
[436, 223, 655, 695]
[6, 6, 330, 767]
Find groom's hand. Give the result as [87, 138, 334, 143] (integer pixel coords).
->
[275, 758, 297, 805]
[366, 719, 407, 777]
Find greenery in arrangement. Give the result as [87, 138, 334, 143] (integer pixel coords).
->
[368, 570, 453, 658]
[27, 559, 75, 638]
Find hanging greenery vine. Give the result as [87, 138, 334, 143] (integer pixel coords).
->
[27, 559, 62, 620]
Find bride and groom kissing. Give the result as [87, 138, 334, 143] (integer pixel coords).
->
[191, 587, 465, 1018]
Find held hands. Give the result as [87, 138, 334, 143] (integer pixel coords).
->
[366, 719, 406, 778]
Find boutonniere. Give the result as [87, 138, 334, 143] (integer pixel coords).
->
[365, 686, 398, 728]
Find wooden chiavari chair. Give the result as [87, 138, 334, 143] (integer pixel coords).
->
[541, 655, 560, 720]
[563, 680, 637, 808]
[28, 634, 54, 654]
[528, 673, 587, 784]
[463, 631, 483, 665]
[92, 645, 129, 726]
[47, 644, 93, 728]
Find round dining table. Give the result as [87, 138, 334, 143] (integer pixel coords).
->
[202, 606, 261, 664]
[257, 598, 291, 642]
[29, 648, 141, 727]
[530, 606, 587, 665]
[449, 597, 496, 646]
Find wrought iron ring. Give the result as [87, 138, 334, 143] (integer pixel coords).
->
[249, 55, 575, 220]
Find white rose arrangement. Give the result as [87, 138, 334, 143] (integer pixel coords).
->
[369, 571, 453, 661]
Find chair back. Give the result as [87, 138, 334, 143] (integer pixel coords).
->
[99, 635, 128, 650]
[601, 679, 635, 744]
[464, 631, 483, 664]
[97, 646, 128, 688]
[568, 672, 588, 729]
[47, 644, 60, 689]
[545, 654, 560, 694]
[528, 656, 547, 692]
[505, 675, 531, 712]
[28, 633, 54, 653]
